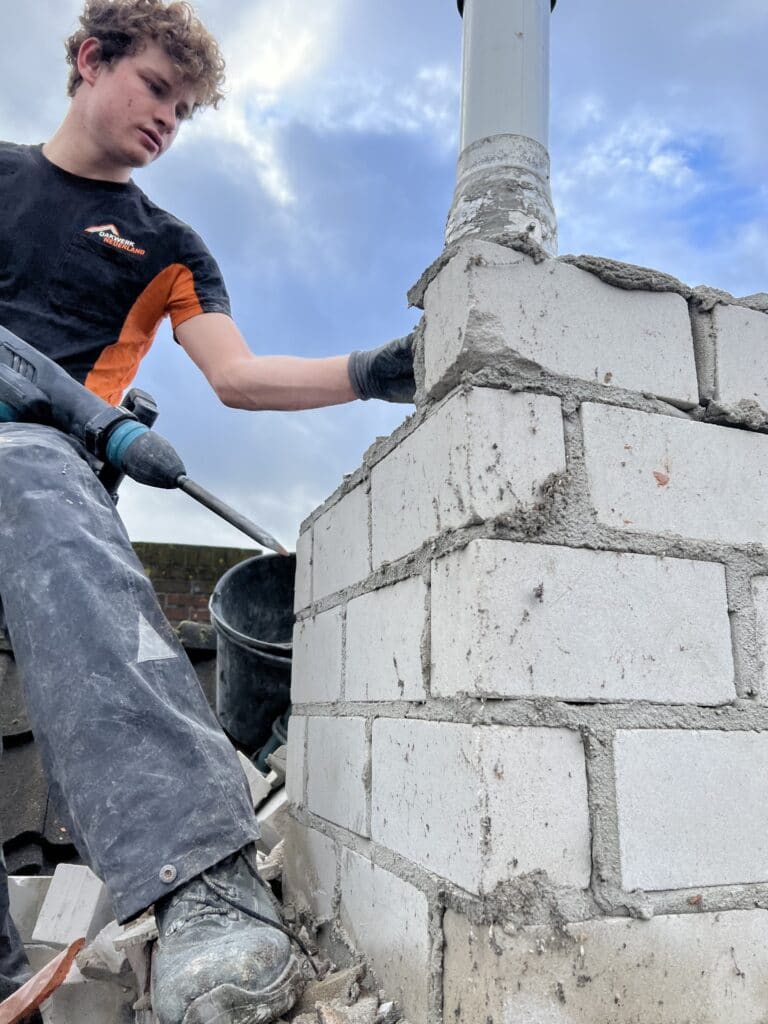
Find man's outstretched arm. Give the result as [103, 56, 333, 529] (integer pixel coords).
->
[176, 313, 415, 412]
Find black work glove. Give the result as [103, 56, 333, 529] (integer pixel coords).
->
[348, 333, 416, 403]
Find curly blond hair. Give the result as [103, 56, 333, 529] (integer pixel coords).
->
[65, 0, 226, 112]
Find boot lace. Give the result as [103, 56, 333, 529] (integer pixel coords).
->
[200, 850, 320, 976]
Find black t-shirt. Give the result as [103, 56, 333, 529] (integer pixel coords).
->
[0, 142, 231, 404]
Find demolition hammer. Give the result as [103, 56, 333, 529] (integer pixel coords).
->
[0, 325, 288, 555]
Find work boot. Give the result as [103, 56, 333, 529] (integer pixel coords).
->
[151, 845, 307, 1024]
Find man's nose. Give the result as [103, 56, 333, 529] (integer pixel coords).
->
[154, 103, 177, 135]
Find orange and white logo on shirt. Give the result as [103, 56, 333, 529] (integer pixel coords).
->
[84, 224, 147, 257]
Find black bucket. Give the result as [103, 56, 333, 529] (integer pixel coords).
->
[209, 553, 296, 751]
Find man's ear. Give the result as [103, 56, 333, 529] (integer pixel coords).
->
[77, 37, 105, 88]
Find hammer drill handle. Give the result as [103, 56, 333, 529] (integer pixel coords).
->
[0, 325, 132, 456]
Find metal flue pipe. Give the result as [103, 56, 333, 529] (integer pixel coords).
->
[446, 0, 559, 255]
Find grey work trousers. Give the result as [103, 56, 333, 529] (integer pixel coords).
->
[0, 422, 260, 991]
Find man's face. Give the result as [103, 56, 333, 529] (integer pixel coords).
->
[81, 40, 198, 171]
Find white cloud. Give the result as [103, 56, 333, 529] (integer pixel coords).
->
[223, 0, 344, 96]
[178, 0, 349, 204]
[566, 94, 606, 133]
[181, 115, 294, 206]
[303, 63, 459, 144]
[647, 152, 695, 189]
[557, 114, 699, 203]
[553, 99, 765, 296]
[181, 0, 459, 203]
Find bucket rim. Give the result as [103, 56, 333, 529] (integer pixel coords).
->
[209, 597, 293, 660]
[209, 552, 295, 656]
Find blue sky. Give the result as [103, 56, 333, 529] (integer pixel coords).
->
[1, 0, 766, 549]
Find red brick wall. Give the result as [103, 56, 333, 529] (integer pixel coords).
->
[133, 542, 259, 626]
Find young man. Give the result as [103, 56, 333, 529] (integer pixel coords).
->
[0, 1, 414, 1021]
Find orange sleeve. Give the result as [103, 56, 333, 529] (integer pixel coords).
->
[84, 265, 184, 405]
[166, 265, 205, 332]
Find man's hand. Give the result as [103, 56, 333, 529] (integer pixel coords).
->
[348, 333, 416, 404]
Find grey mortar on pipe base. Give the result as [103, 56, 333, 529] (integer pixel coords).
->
[448, 0, 559, 255]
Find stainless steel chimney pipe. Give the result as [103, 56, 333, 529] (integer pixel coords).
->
[446, 0, 559, 255]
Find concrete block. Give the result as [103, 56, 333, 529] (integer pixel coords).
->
[110, 913, 156, 1015]
[340, 850, 430, 1024]
[307, 717, 369, 836]
[372, 389, 565, 566]
[443, 907, 768, 1024]
[27, 945, 60, 974]
[432, 540, 735, 704]
[9, 875, 52, 943]
[292, 607, 343, 704]
[753, 577, 768, 695]
[616, 730, 768, 889]
[283, 818, 338, 922]
[237, 751, 272, 809]
[372, 720, 590, 893]
[313, 487, 370, 600]
[582, 402, 768, 545]
[41, 963, 135, 1024]
[256, 788, 290, 853]
[346, 577, 427, 702]
[712, 304, 768, 411]
[32, 865, 112, 949]
[294, 527, 313, 612]
[286, 714, 307, 807]
[423, 247, 698, 405]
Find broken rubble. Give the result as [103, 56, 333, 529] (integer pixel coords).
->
[316, 997, 379, 1024]
[112, 913, 157, 1014]
[17, 883, 410, 1024]
[75, 919, 131, 983]
[266, 744, 288, 787]
[285, 963, 409, 1024]
[257, 788, 290, 853]
[257, 840, 285, 882]
[111, 914, 158, 953]
[292, 964, 366, 1015]
[237, 751, 273, 808]
[9, 845, 406, 1024]
[374, 1002, 399, 1024]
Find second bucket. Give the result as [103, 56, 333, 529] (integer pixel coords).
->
[209, 552, 296, 751]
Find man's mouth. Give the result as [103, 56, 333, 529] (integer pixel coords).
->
[138, 128, 162, 153]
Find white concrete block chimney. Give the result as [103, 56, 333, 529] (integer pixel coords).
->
[446, 0, 558, 254]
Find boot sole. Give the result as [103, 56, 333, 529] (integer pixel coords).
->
[181, 952, 306, 1024]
